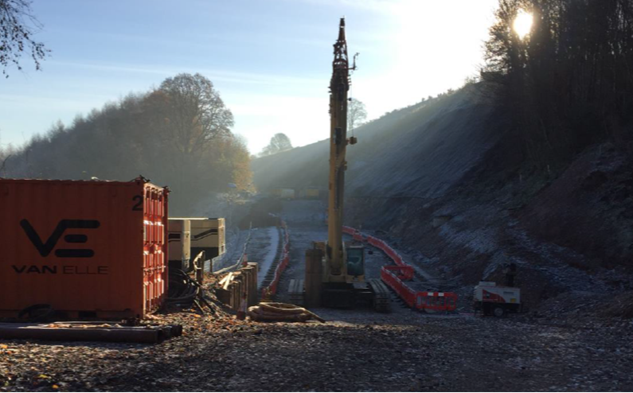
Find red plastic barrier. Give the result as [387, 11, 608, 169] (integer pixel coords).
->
[262, 221, 290, 298]
[381, 267, 416, 308]
[366, 236, 406, 267]
[343, 226, 364, 242]
[416, 292, 458, 312]
[347, 226, 459, 312]
[382, 265, 414, 281]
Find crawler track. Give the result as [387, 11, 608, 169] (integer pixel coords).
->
[368, 279, 390, 312]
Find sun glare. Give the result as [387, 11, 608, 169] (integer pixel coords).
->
[513, 10, 533, 39]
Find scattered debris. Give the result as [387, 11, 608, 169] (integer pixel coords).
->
[248, 302, 325, 323]
[1, 309, 632, 391]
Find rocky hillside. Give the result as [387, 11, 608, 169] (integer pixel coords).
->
[252, 83, 633, 312]
[253, 84, 502, 199]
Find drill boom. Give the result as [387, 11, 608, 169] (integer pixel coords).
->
[327, 18, 353, 277]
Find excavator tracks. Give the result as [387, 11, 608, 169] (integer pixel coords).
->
[368, 279, 391, 313]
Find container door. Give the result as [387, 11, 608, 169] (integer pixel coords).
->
[142, 186, 168, 314]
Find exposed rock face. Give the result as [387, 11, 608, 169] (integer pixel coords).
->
[252, 83, 633, 310]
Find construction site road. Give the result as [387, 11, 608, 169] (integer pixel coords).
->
[244, 226, 279, 288]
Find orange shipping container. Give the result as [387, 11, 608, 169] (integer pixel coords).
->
[0, 177, 169, 319]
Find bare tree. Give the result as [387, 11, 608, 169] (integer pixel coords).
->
[348, 98, 367, 132]
[0, 0, 49, 77]
[260, 133, 293, 156]
[158, 73, 234, 157]
[0, 152, 10, 176]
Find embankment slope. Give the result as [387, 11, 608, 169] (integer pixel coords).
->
[253, 83, 633, 313]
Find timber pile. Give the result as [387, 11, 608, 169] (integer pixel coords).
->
[215, 262, 258, 311]
[0, 322, 182, 343]
[248, 302, 325, 323]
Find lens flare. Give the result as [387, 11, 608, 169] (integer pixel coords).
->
[513, 10, 533, 39]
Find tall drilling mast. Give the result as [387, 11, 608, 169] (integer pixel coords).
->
[298, 18, 388, 312]
[327, 18, 356, 278]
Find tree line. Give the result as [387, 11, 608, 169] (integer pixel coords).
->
[0, 73, 252, 214]
[483, 0, 633, 163]
[256, 98, 367, 157]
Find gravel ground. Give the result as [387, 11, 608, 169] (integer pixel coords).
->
[244, 227, 279, 287]
[3, 199, 631, 391]
[1, 311, 632, 392]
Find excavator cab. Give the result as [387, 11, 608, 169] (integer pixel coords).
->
[345, 244, 365, 278]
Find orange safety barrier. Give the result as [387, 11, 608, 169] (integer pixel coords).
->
[382, 265, 415, 281]
[380, 266, 417, 308]
[415, 291, 458, 312]
[261, 221, 290, 298]
[345, 226, 458, 312]
[343, 227, 366, 243]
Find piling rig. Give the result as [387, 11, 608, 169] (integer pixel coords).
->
[291, 18, 390, 312]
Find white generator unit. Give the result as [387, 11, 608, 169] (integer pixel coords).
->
[182, 217, 226, 261]
[168, 219, 191, 272]
[473, 281, 521, 317]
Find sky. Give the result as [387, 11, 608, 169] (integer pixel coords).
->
[0, 0, 499, 155]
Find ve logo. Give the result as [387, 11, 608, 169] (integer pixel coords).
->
[20, 219, 100, 258]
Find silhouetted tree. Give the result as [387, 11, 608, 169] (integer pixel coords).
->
[483, 0, 633, 162]
[1, 73, 252, 214]
[0, 150, 11, 177]
[347, 98, 367, 132]
[157, 73, 234, 156]
[260, 133, 293, 156]
[0, 0, 49, 77]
